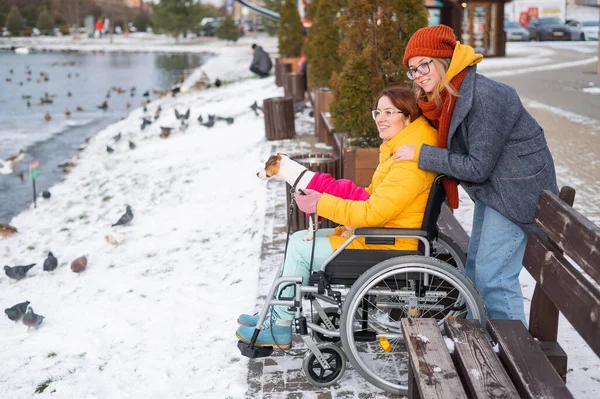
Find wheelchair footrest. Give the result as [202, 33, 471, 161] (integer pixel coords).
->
[237, 340, 274, 359]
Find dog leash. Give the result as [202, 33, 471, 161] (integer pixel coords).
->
[267, 185, 317, 354]
[291, 169, 308, 192]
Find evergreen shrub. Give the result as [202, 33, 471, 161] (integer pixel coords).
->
[6, 6, 22, 35]
[278, 0, 304, 58]
[330, 0, 428, 147]
[306, 0, 342, 89]
[36, 8, 55, 34]
[216, 16, 240, 42]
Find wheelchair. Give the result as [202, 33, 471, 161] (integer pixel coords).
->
[238, 175, 487, 395]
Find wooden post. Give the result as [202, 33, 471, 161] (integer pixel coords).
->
[283, 72, 305, 101]
[285, 154, 339, 233]
[263, 97, 295, 140]
[275, 62, 292, 87]
[315, 87, 333, 143]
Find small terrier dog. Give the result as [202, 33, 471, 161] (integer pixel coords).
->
[257, 154, 370, 240]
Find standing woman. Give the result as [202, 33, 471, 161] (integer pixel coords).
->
[396, 25, 558, 325]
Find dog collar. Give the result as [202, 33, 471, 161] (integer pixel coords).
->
[292, 169, 308, 191]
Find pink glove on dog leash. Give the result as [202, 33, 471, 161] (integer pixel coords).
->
[294, 189, 322, 214]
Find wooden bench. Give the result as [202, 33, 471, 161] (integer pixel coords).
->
[402, 187, 600, 399]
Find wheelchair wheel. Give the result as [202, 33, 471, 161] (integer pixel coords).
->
[431, 233, 466, 272]
[302, 343, 346, 387]
[339, 255, 486, 395]
[312, 307, 341, 343]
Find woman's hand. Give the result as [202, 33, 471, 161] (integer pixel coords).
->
[394, 145, 416, 162]
[294, 189, 322, 214]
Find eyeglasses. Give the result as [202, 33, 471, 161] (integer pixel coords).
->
[406, 60, 434, 81]
[371, 109, 405, 121]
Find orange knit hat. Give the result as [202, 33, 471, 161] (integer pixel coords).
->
[403, 25, 457, 68]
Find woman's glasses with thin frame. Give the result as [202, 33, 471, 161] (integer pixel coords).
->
[371, 109, 405, 121]
[406, 60, 434, 81]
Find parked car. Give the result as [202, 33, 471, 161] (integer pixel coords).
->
[565, 19, 585, 41]
[581, 20, 599, 41]
[198, 18, 222, 37]
[504, 21, 530, 41]
[527, 17, 570, 41]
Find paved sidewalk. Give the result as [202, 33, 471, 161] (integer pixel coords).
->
[243, 134, 404, 398]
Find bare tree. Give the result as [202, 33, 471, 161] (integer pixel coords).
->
[56, 0, 87, 27]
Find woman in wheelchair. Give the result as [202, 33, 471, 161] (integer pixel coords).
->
[235, 86, 439, 349]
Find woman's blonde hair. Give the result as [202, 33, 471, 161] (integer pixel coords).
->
[413, 58, 459, 107]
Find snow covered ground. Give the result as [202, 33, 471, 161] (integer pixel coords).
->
[1, 35, 599, 398]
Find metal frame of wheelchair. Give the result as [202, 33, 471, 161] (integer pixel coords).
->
[238, 175, 487, 395]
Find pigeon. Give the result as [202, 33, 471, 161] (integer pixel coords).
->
[43, 252, 58, 271]
[113, 132, 122, 142]
[142, 90, 150, 97]
[5, 301, 30, 321]
[42, 190, 51, 199]
[22, 307, 44, 329]
[129, 140, 136, 150]
[250, 101, 263, 116]
[4, 264, 36, 280]
[71, 256, 87, 273]
[106, 145, 114, 154]
[140, 117, 152, 130]
[98, 101, 108, 110]
[175, 108, 190, 124]
[215, 78, 222, 87]
[0, 224, 18, 237]
[216, 116, 234, 125]
[112, 205, 133, 227]
[67, 91, 72, 97]
[160, 126, 173, 139]
[293, 100, 304, 114]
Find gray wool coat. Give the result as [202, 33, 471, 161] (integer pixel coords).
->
[250, 46, 273, 75]
[418, 66, 559, 232]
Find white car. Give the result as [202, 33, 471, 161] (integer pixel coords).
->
[581, 20, 598, 41]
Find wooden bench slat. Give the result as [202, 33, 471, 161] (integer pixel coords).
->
[487, 320, 574, 399]
[445, 319, 519, 399]
[523, 233, 600, 356]
[534, 190, 600, 284]
[401, 318, 468, 399]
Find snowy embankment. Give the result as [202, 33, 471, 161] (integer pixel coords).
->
[0, 36, 282, 398]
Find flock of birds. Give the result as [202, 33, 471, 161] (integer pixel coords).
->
[2, 63, 270, 332]
[2, 204, 134, 330]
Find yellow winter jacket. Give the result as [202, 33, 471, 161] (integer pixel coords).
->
[317, 116, 438, 250]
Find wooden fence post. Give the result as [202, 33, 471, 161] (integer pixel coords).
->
[275, 62, 292, 87]
[315, 87, 334, 143]
[284, 72, 305, 101]
[263, 97, 295, 140]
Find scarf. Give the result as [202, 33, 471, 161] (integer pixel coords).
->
[418, 67, 468, 209]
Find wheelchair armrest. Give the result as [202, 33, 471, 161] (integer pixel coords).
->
[353, 228, 428, 237]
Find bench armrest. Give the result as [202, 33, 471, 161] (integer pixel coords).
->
[354, 228, 427, 237]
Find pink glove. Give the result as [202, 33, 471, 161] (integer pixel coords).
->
[294, 189, 322, 214]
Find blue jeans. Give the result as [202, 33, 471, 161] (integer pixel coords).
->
[465, 201, 528, 326]
[275, 228, 335, 320]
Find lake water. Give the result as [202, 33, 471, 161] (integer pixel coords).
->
[0, 50, 208, 223]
